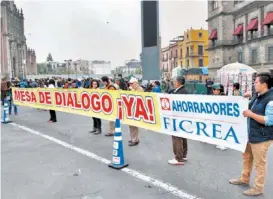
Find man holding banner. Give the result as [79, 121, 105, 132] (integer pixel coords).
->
[101, 76, 117, 137]
[128, 77, 144, 146]
[230, 73, 273, 196]
[168, 76, 188, 165]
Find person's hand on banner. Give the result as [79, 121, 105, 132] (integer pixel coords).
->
[243, 109, 266, 125]
[243, 110, 253, 118]
[243, 92, 251, 98]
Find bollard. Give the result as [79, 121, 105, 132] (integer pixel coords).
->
[108, 118, 129, 170]
[1, 98, 12, 124]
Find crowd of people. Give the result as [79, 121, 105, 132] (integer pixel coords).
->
[1, 72, 273, 196]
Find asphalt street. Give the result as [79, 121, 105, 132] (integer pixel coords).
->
[1, 106, 273, 199]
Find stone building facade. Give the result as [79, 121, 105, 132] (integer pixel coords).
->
[207, 0, 273, 76]
[1, 1, 37, 79]
[26, 49, 37, 75]
[161, 46, 170, 78]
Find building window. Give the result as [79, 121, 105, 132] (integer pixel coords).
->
[198, 45, 203, 55]
[186, 47, 189, 56]
[267, 25, 273, 36]
[187, 34, 189, 39]
[234, 0, 243, 5]
[198, 59, 203, 67]
[170, 51, 172, 58]
[187, 59, 189, 67]
[180, 49, 183, 58]
[211, 1, 218, 10]
[190, 46, 194, 55]
[247, 18, 258, 40]
[175, 49, 177, 57]
[199, 32, 202, 38]
[180, 61, 182, 66]
[238, 51, 243, 63]
[250, 49, 258, 64]
[268, 47, 273, 62]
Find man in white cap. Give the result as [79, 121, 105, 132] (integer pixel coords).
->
[128, 77, 143, 146]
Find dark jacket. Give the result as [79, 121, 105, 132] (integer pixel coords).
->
[172, 85, 188, 95]
[248, 89, 273, 143]
[165, 82, 173, 94]
[119, 78, 127, 90]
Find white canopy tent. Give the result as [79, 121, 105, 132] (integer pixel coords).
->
[218, 62, 257, 73]
[217, 62, 257, 96]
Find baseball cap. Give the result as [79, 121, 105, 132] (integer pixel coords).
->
[212, 83, 221, 90]
[129, 77, 138, 84]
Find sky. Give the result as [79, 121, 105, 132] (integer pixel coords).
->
[15, 0, 208, 67]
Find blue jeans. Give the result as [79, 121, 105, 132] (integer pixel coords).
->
[9, 100, 18, 114]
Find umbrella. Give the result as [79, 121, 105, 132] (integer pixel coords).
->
[218, 62, 257, 73]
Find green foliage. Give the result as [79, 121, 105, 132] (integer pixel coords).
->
[135, 67, 142, 74]
[46, 53, 53, 62]
[37, 63, 47, 74]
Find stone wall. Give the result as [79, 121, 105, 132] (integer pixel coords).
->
[222, 15, 234, 40]
[207, 1, 273, 75]
[1, 1, 26, 79]
[265, 3, 273, 13]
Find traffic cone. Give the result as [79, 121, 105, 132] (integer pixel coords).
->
[108, 118, 129, 170]
[1, 98, 12, 124]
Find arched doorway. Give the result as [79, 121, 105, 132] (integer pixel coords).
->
[12, 57, 16, 78]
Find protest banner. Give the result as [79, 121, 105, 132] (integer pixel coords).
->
[12, 88, 249, 152]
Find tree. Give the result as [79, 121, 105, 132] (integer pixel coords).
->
[47, 62, 53, 73]
[135, 67, 142, 74]
[46, 53, 53, 62]
[37, 63, 47, 74]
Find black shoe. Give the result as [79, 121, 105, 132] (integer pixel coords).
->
[89, 128, 97, 133]
[129, 141, 139, 146]
[128, 140, 132, 143]
[94, 128, 102, 135]
[105, 133, 114, 137]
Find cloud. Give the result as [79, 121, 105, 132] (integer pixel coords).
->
[15, 0, 207, 67]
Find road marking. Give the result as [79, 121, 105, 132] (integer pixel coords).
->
[10, 123, 202, 199]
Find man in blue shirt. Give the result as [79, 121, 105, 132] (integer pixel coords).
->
[230, 73, 273, 196]
[20, 79, 28, 88]
[152, 81, 161, 93]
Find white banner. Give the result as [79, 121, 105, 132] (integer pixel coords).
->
[157, 94, 249, 152]
[13, 87, 249, 152]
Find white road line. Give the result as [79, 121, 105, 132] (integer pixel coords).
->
[10, 123, 202, 199]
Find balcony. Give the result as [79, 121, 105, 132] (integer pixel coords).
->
[207, 5, 220, 20]
[247, 30, 273, 41]
[233, 0, 255, 11]
[233, 37, 244, 45]
[248, 60, 260, 66]
[208, 40, 237, 49]
[188, 52, 204, 57]
[232, 0, 269, 16]
[162, 57, 168, 62]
